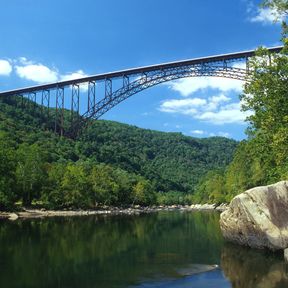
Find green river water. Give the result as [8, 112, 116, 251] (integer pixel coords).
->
[0, 211, 287, 287]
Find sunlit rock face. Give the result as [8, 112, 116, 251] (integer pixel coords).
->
[221, 244, 288, 288]
[220, 181, 288, 250]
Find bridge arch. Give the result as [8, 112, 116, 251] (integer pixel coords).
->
[0, 46, 282, 137]
[84, 65, 247, 120]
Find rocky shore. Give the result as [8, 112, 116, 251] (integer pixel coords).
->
[0, 203, 228, 220]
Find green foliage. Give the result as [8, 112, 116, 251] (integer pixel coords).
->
[0, 132, 17, 209]
[193, 170, 226, 204]
[60, 163, 92, 208]
[89, 164, 125, 206]
[0, 95, 237, 210]
[16, 143, 47, 206]
[80, 121, 237, 194]
[132, 179, 156, 205]
[195, 1, 288, 203]
[41, 163, 67, 209]
[156, 191, 193, 205]
[262, 0, 288, 19]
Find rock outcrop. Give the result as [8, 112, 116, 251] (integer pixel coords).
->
[220, 181, 288, 250]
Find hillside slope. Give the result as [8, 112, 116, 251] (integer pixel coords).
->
[0, 97, 237, 208]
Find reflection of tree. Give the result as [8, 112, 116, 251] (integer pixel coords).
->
[0, 211, 223, 287]
[221, 243, 288, 288]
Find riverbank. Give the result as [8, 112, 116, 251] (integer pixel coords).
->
[0, 203, 228, 220]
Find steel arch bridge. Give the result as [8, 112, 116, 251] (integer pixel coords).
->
[0, 46, 283, 137]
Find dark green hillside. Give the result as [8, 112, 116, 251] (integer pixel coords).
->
[0, 96, 237, 209]
[81, 121, 237, 193]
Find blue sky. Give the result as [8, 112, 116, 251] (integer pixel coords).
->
[0, 0, 284, 140]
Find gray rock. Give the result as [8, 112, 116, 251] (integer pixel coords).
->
[8, 213, 19, 221]
[216, 203, 229, 212]
[220, 181, 288, 250]
[284, 248, 288, 262]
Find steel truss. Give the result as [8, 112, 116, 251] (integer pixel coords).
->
[88, 81, 96, 113]
[83, 65, 247, 121]
[41, 90, 50, 117]
[71, 84, 80, 120]
[0, 46, 282, 137]
[55, 87, 64, 136]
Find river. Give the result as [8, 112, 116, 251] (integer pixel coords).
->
[0, 211, 287, 287]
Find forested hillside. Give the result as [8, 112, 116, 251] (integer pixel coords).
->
[0, 96, 237, 210]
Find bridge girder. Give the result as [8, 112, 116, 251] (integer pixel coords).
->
[0, 46, 283, 137]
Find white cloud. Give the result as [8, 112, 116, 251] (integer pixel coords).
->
[159, 95, 252, 125]
[190, 129, 231, 138]
[168, 77, 244, 97]
[14, 58, 89, 87]
[195, 102, 250, 124]
[18, 57, 33, 65]
[159, 98, 207, 114]
[0, 59, 12, 76]
[191, 130, 205, 135]
[250, 7, 285, 24]
[60, 70, 88, 81]
[205, 94, 231, 111]
[15, 63, 58, 83]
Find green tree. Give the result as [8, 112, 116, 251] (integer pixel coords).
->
[16, 143, 46, 206]
[0, 132, 17, 209]
[262, 0, 288, 19]
[132, 179, 156, 206]
[89, 164, 121, 206]
[41, 163, 66, 209]
[193, 170, 226, 204]
[61, 163, 92, 208]
[241, 45, 288, 173]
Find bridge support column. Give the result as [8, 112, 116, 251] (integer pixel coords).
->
[28, 92, 36, 111]
[105, 79, 112, 99]
[55, 87, 64, 136]
[88, 81, 96, 112]
[71, 84, 80, 121]
[17, 94, 24, 108]
[41, 90, 50, 118]
[123, 75, 129, 89]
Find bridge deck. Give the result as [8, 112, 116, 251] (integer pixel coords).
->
[0, 46, 283, 97]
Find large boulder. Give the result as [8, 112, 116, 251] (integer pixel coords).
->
[220, 181, 288, 250]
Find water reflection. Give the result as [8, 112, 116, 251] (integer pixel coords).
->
[0, 211, 287, 288]
[0, 212, 222, 288]
[221, 243, 288, 288]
